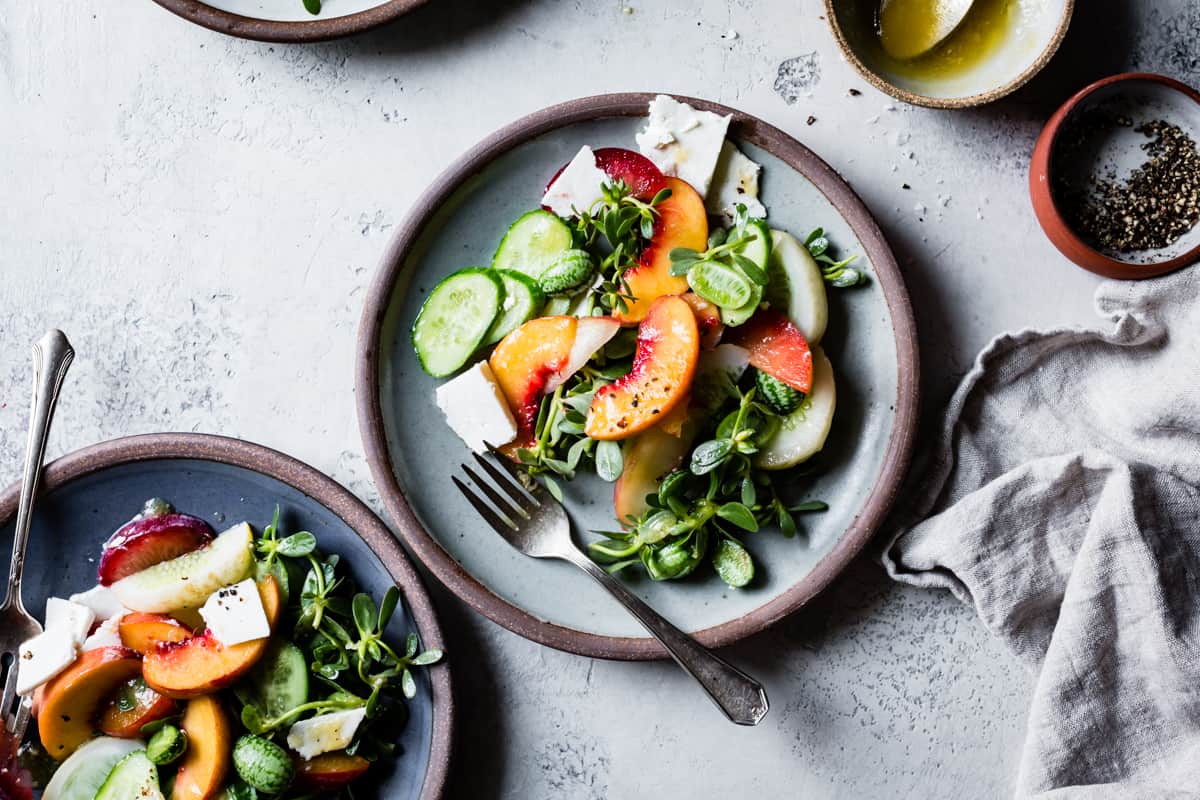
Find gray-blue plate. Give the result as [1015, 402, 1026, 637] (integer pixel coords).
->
[357, 93, 919, 660]
[0, 433, 452, 799]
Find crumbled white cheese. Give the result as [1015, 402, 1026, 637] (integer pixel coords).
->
[16, 630, 78, 696]
[69, 584, 129, 622]
[706, 141, 767, 224]
[635, 95, 731, 197]
[44, 597, 95, 647]
[435, 361, 518, 453]
[541, 146, 609, 218]
[82, 616, 124, 652]
[287, 708, 368, 760]
[199, 578, 270, 646]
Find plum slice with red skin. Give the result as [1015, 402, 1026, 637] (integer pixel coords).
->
[98, 511, 215, 586]
[544, 147, 667, 204]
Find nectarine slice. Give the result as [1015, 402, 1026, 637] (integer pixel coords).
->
[681, 292, 724, 350]
[488, 315, 577, 453]
[38, 646, 142, 761]
[142, 577, 281, 699]
[614, 177, 708, 325]
[98, 676, 177, 738]
[294, 752, 371, 793]
[119, 612, 192, 654]
[173, 695, 232, 800]
[613, 423, 695, 523]
[586, 296, 700, 440]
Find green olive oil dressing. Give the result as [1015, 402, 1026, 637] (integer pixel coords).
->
[876, 0, 1018, 80]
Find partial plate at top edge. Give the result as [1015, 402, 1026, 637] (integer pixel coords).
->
[150, 0, 428, 43]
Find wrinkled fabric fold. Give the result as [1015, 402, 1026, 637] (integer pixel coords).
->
[883, 267, 1200, 798]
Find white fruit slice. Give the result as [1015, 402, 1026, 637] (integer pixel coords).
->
[111, 522, 255, 614]
[43, 736, 143, 800]
[765, 230, 828, 345]
[545, 316, 620, 393]
[756, 347, 836, 470]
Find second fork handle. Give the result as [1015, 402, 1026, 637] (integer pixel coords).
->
[562, 548, 769, 726]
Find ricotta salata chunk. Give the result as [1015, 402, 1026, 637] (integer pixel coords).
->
[635, 95, 731, 197]
[541, 145, 608, 218]
[287, 707, 368, 760]
[44, 597, 96, 647]
[16, 629, 78, 696]
[706, 141, 766, 224]
[435, 361, 518, 453]
[199, 577, 271, 646]
[69, 583, 129, 621]
[82, 616, 124, 652]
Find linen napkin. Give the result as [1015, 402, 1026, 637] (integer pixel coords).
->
[882, 266, 1200, 798]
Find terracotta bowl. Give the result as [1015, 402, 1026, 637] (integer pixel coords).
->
[824, 0, 1074, 108]
[1030, 72, 1200, 280]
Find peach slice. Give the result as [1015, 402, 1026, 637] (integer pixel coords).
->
[173, 695, 232, 800]
[38, 646, 143, 761]
[489, 316, 577, 453]
[586, 296, 700, 440]
[294, 752, 371, 793]
[613, 422, 696, 523]
[142, 577, 281, 699]
[681, 292, 724, 350]
[613, 177, 708, 325]
[119, 612, 193, 655]
[98, 677, 177, 738]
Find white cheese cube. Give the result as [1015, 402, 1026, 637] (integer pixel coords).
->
[69, 584, 129, 622]
[541, 145, 609, 218]
[287, 708, 368, 760]
[706, 141, 767, 224]
[82, 616, 125, 652]
[44, 597, 96, 647]
[635, 95, 731, 197]
[16, 630, 78, 696]
[435, 362, 518, 454]
[199, 578, 270, 646]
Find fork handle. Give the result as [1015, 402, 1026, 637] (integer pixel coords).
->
[2, 330, 74, 612]
[563, 549, 769, 726]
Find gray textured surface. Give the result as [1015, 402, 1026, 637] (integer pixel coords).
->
[1, 1, 1195, 797]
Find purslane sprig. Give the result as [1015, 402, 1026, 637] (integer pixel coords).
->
[805, 227, 868, 287]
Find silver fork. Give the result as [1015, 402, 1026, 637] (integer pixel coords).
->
[0, 330, 74, 740]
[454, 444, 770, 726]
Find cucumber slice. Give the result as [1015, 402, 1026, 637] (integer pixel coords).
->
[492, 210, 576, 279]
[248, 640, 309, 718]
[411, 267, 504, 378]
[111, 522, 254, 613]
[95, 751, 164, 800]
[485, 270, 546, 345]
[765, 229, 829, 344]
[43, 737, 144, 800]
[755, 346, 836, 470]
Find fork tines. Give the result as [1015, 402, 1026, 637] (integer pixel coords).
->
[452, 444, 542, 534]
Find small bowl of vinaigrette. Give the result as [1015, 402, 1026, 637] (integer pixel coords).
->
[825, 0, 1074, 108]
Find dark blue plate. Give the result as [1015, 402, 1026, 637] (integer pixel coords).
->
[0, 433, 452, 799]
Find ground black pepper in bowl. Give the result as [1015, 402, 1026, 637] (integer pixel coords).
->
[1053, 116, 1200, 253]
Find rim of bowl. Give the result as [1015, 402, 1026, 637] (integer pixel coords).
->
[149, 0, 429, 43]
[355, 92, 921, 661]
[1029, 72, 1200, 279]
[0, 432, 453, 800]
[823, 0, 1076, 109]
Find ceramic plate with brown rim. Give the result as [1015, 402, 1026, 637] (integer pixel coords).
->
[357, 93, 919, 660]
[151, 0, 427, 43]
[0, 433, 451, 799]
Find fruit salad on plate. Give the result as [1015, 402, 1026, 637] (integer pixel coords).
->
[12, 500, 441, 800]
[412, 95, 867, 589]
